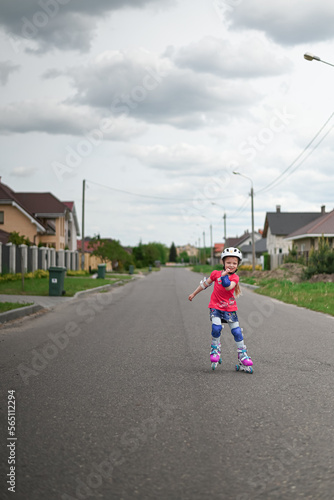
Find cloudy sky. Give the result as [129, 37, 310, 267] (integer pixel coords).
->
[1, 0, 334, 248]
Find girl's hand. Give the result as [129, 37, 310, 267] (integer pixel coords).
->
[188, 294, 195, 301]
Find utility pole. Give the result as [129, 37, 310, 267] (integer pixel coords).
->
[251, 186, 255, 272]
[81, 179, 85, 271]
[210, 224, 213, 265]
[223, 212, 226, 244]
[203, 231, 206, 265]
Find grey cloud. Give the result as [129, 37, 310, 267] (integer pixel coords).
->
[0, 101, 146, 139]
[166, 36, 293, 77]
[225, 1, 334, 45]
[0, 0, 175, 53]
[61, 50, 261, 129]
[0, 60, 20, 85]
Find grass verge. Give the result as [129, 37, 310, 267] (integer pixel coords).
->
[0, 277, 126, 297]
[242, 278, 334, 316]
[0, 302, 34, 313]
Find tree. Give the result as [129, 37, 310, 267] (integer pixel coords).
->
[132, 241, 168, 268]
[89, 238, 133, 270]
[169, 242, 177, 262]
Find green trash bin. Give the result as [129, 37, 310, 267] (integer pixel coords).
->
[48, 267, 66, 296]
[129, 265, 134, 275]
[97, 264, 106, 279]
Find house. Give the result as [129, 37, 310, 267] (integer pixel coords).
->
[240, 238, 267, 265]
[225, 230, 262, 251]
[63, 201, 80, 251]
[0, 179, 79, 250]
[263, 205, 327, 256]
[176, 244, 198, 258]
[285, 209, 334, 255]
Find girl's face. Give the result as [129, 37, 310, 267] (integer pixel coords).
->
[223, 256, 239, 273]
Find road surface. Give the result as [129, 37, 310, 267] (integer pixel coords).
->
[0, 267, 334, 499]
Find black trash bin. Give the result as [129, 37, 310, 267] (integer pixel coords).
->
[129, 265, 134, 275]
[97, 264, 106, 279]
[48, 267, 66, 296]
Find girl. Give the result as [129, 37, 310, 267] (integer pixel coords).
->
[188, 247, 253, 373]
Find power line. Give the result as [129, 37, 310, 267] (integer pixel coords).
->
[85, 179, 236, 202]
[258, 110, 334, 194]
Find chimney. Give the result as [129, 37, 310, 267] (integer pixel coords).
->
[276, 205, 281, 213]
[321, 205, 326, 214]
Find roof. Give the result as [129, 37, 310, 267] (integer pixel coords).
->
[225, 231, 252, 248]
[15, 192, 68, 216]
[240, 238, 267, 253]
[286, 210, 334, 240]
[214, 243, 224, 255]
[263, 212, 324, 237]
[0, 182, 46, 232]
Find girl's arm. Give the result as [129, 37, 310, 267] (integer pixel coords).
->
[220, 270, 236, 291]
[188, 277, 213, 301]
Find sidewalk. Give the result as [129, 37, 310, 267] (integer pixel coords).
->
[0, 283, 116, 324]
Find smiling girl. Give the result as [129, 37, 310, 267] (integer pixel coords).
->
[188, 247, 253, 373]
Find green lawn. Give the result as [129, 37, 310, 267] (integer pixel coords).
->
[0, 301, 34, 313]
[242, 278, 334, 316]
[0, 277, 127, 297]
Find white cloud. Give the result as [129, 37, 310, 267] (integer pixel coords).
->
[225, 1, 334, 45]
[0, 100, 146, 139]
[166, 35, 293, 77]
[57, 48, 261, 129]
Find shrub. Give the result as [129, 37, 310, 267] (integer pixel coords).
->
[303, 236, 334, 279]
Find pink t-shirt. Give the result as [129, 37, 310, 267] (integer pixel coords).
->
[208, 270, 239, 311]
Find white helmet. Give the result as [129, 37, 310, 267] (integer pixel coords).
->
[221, 247, 242, 264]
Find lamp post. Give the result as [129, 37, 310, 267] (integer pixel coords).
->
[233, 171, 255, 271]
[304, 52, 334, 68]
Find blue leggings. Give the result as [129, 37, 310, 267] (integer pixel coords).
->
[210, 308, 243, 342]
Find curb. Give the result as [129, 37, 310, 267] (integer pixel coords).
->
[0, 304, 45, 324]
[73, 280, 125, 298]
[0, 280, 128, 325]
[240, 283, 260, 290]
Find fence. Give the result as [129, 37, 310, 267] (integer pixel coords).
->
[0, 243, 80, 274]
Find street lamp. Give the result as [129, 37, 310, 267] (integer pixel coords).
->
[233, 171, 255, 271]
[304, 52, 334, 68]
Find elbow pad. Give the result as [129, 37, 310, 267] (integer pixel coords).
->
[221, 275, 231, 288]
[200, 277, 212, 290]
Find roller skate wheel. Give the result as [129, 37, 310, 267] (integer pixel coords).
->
[248, 367, 254, 374]
[211, 363, 217, 371]
[218, 358, 222, 365]
[235, 364, 240, 371]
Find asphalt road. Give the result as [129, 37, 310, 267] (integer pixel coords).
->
[0, 267, 334, 500]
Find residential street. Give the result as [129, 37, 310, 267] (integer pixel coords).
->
[0, 267, 334, 500]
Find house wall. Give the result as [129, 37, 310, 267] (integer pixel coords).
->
[38, 216, 65, 250]
[0, 204, 40, 243]
[266, 228, 292, 255]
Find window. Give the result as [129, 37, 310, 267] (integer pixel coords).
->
[0, 211, 4, 224]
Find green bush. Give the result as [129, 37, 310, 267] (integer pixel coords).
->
[303, 236, 334, 279]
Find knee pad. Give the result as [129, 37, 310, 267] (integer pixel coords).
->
[211, 323, 222, 338]
[231, 326, 243, 342]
